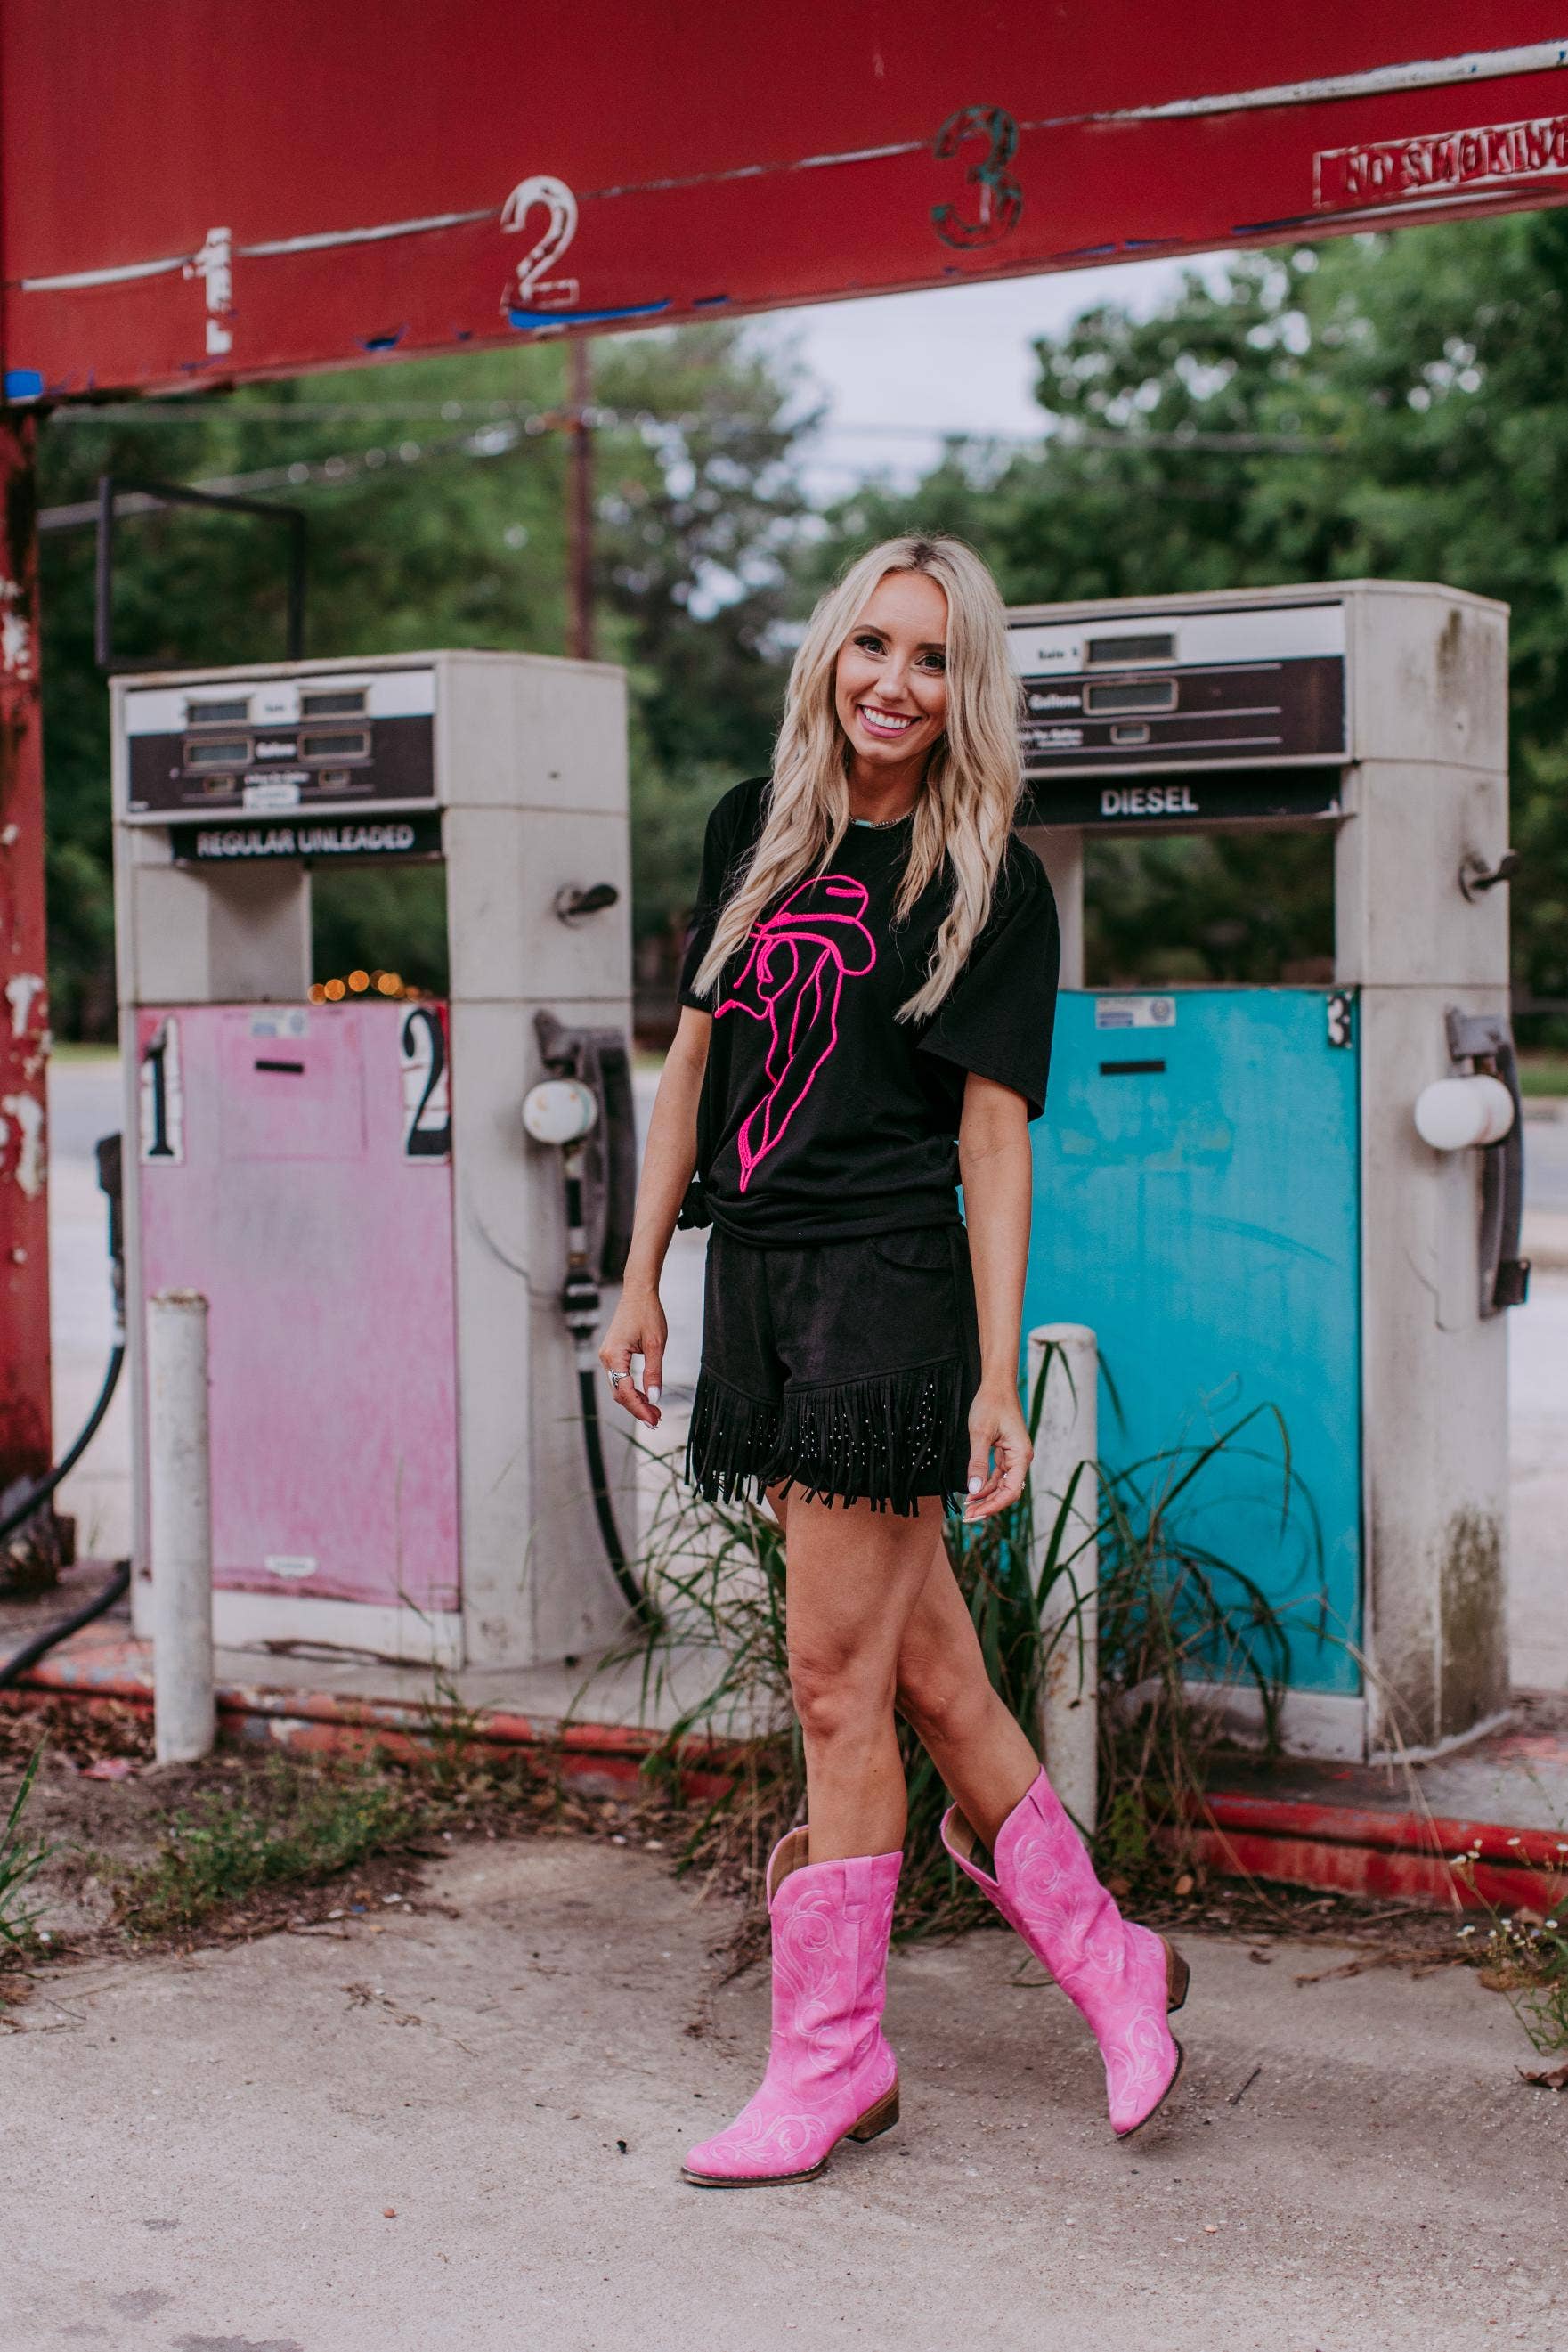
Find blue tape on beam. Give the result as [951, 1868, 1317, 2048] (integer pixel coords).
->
[4, 369, 45, 402]
[507, 299, 670, 330]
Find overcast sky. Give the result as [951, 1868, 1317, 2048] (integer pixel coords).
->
[754, 257, 1199, 495]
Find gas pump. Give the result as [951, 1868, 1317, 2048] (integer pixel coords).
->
[111, 648, 638, 1672]
[1009, 582, 1524, 1760]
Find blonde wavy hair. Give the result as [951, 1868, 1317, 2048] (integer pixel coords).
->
[687, 533, 1023, 1022]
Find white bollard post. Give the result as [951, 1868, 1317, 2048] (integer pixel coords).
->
[148, 1290, 215, 1764]
[1028, 1322, 1099, 1835]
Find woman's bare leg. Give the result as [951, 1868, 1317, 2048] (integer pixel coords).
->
[893, 1539, 1040, 1848]
[765, 1485, 1039, 1856]
[766, 1483, 945, 1862]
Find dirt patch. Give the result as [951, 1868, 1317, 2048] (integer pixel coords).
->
[0, 1700, 682, 2021]
[0, 1687, 1485, 2039]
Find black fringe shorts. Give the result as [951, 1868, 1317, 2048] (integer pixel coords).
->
[684, 1221, 983, 1518]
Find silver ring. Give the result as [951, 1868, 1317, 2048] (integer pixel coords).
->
[607, 1370, 625, 1388]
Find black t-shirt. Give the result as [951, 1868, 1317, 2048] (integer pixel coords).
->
[677, 776, 1060, 1244]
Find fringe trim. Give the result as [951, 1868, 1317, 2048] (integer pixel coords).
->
[766, 1355, 969, 1518]
[685, 1368, 784, 1508]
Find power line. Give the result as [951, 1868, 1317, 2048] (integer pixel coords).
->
[39, 424, 515, 530]
[46, 398, 1336, 455]
[37, 406, 1343, 534]
[37, 399, 805, 531]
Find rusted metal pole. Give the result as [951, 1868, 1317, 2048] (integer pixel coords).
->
[566, 339, 594, 662]
[0, 406, 52, 1503]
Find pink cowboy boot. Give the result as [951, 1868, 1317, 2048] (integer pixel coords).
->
[682, 1828, 903, 2187]
[943, 1769, 1188, 2137]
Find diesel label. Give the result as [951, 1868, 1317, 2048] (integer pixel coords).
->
[1101, 784, 1200, 818]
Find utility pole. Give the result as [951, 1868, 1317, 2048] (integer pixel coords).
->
[0, 405, 52, 1510]
[566, 338, 594, 662]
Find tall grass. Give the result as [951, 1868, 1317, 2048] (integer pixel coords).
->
[613, 1345, 1300, 1937]
[1452, 1840, 1568, 2060]
[0, 1746, 55, 1950]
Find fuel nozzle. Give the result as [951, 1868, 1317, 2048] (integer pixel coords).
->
[93, 1133, 126, 1341]
[522, 1078, 604, 1363]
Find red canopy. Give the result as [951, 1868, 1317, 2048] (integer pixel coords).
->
[7, 5, 1568, 397]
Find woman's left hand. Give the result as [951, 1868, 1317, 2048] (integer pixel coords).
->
[963, 1380, 1032, 1522]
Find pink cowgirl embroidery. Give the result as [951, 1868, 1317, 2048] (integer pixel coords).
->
[715, 874, 877, 1190]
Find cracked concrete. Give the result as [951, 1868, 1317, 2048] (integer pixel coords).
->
[2, 1837, 1564, 2352]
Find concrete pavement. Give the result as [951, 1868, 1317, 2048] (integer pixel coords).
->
[1, 1834, 1564, 2352]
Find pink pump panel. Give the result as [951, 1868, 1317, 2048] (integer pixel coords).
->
[135, 1002, 460, 1612]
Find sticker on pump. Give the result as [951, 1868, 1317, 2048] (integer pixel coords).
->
[1094, 996, 1176, 1030]
[399, 1005, 451, 1160]
[139, 1016, 183, 1162]
[243, 777, 303, 811]
[249, 1008, 308, 1041]
[264, 1554, 318, 1579]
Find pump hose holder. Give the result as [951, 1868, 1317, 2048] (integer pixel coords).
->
[1445, 1010, 1531, 1316]
[531, 1014, 656, 1629]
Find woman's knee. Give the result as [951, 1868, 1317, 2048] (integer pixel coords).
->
[897, 1645, 992, 1750]
[788, 1640, 893, 1747]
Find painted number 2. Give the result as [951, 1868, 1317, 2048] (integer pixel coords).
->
[931, 105, 1023, 249]
[500, 174, 580, 315]
[400, 1006, 452, 1160]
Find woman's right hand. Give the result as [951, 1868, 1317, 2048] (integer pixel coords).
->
[597, 1282, 667, 1428]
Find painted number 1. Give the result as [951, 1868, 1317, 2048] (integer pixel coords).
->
[139, 1018, 183, 1163]
[931, 105, 1024, 249]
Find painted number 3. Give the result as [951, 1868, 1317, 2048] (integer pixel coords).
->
[931, 105, 1024, 249]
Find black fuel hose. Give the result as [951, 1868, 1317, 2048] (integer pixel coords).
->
[0, 1126, 130, 1688]
[0, 1340, 126, 1548]
[575, 1366, 658, 1629]
[0, 1558, 131, 1692]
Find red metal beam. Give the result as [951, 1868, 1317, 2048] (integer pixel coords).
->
[4, 11, 1568, 397]
[0, 406, 48, 1499]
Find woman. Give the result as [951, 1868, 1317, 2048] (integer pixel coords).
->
[600, 533, 1187, 2189]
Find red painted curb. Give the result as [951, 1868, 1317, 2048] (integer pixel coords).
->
[3, 1648, 745, 1804]
[1198, 1792, 1568, 1913]
[9, 1638, 1565, 1914]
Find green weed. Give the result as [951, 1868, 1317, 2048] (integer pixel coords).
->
[112, 1759, 428, 1938]
[0, 1745, 55, 1949]
[414, 1666, 497, 1795]
[613, 1341, 1296, 1936]
[1452, 1841, 1568, 2058]
[1480, 1912, 1568, 2055]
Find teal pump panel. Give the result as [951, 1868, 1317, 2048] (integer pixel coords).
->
[1009, 581, 1521, 1760]
[1023, 987, 1361, 1695]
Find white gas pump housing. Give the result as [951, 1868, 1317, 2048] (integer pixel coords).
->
[1009, 582, 1521, 1757]
[111, 649, 638, 1673]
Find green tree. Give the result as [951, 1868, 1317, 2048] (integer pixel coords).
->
[807, 221, 1568, 1023]
[37, 325, 812, 1032]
